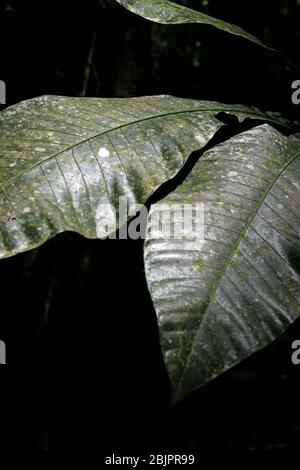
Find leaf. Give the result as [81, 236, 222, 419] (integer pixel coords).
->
[115, 0, 269, 49]
[144, 124, 300, 402]
[0, 95, 278, 259]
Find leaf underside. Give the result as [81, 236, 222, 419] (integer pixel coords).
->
[0, 95, 283, 260]
[115, 0, 269, 49]
[144, 124, 300, 402]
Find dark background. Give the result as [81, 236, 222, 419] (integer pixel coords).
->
[0, 0, 300, 450]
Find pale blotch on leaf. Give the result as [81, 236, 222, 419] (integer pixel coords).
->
[194, 133, 208, 145]
[98, 147, 110, 158]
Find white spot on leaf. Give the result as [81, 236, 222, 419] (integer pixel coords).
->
[98, 147, 110, 158]
[228, 171, 238, 178]
[194, 133, 206, 145]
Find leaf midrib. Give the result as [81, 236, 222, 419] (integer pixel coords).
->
[0, 105, 289, 193]
[0, 107, 216, 192]
[175, 147, 300, 397]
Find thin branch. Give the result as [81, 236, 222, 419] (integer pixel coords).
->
[80, 28, 99, 97]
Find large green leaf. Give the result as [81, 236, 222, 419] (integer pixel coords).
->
[144, 125, 300, 401]
[0, 95, 281, 259]
[115, 0, 269, 49]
